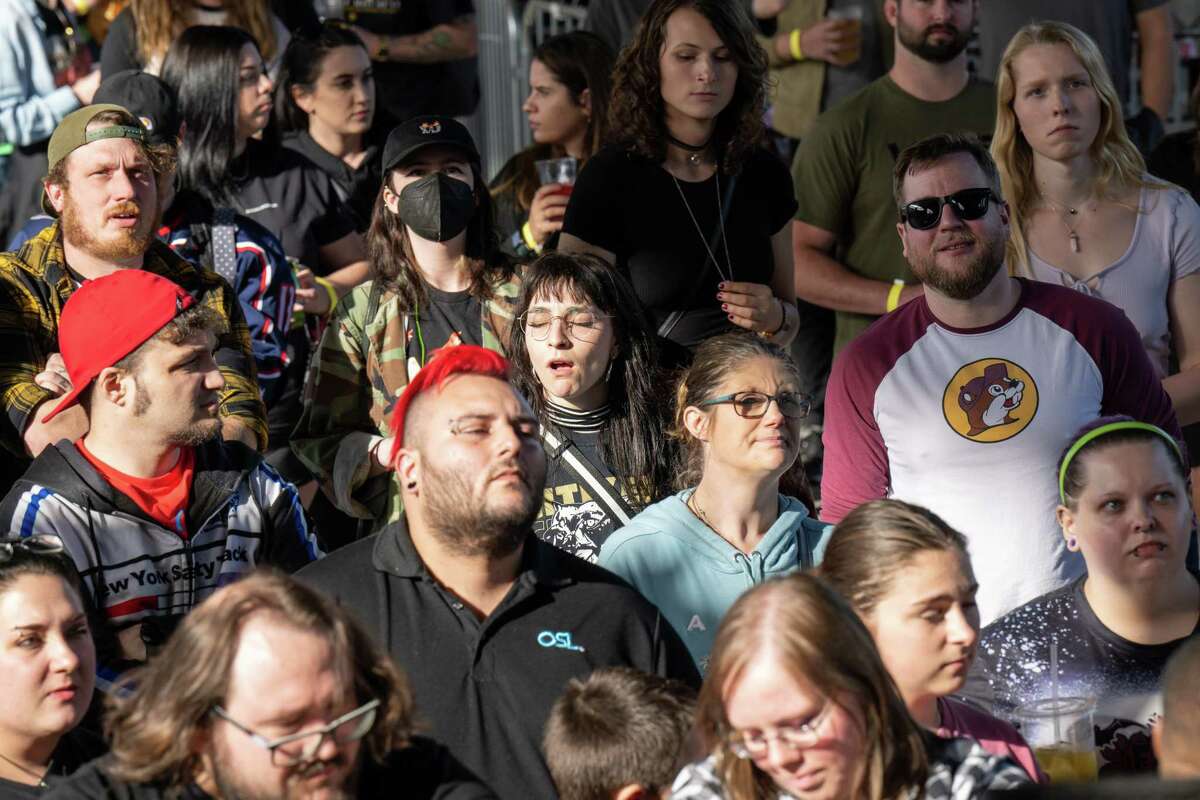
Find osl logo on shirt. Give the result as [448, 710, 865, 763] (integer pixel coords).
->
[537, 630, 586, 653]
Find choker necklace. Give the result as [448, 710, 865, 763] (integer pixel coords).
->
[666, 133, 711, 165]
[0, 752, 47, 788]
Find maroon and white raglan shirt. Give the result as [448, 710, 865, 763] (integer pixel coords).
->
[821, 279, 1181, 623]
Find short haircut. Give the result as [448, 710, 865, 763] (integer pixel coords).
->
[1159, 637, 1200, 770]
[388, 345, 510, 456]
[892, 132, 1002, 212]
[104, 570, 415, 790]
[544, 667, 697, 800]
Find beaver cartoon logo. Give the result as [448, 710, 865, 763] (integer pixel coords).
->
[942, 358, 1039, 443]
[418, 120, 442, 135]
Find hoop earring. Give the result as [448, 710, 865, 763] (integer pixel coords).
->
[605, 360, 614, 383]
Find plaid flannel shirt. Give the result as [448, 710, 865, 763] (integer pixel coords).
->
[0, 222, 268, 461]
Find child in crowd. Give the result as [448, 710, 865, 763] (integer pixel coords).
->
[544, 667, 697, 800]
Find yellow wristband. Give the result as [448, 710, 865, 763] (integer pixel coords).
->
[521, 220, 543, 254]
[789, 28, 805, 61]
[313, 275, 339, 315]
[886, 279, 905, 313]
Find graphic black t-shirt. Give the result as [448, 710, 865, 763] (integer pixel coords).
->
[404, 285, 483, 373]
[561, 145, 797, 349]
[967, 574, 1200, 775]
[340, 0, 478, 122]
[532, 402, 638, 561]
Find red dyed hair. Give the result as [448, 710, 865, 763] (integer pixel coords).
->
[388, 346, 511, 467]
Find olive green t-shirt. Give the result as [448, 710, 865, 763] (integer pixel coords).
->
[792, 76, 996, 353]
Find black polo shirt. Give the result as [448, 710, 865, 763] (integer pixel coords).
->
[297, 521, 700, 800]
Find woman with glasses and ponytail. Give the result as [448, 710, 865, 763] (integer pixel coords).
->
[598, 333, 829, 671]
[968, 416, 1199, 776]
[290, 116, 520, 538]
[992, 23, 1200, 476]
[509, 253, 672, 563]
[0, 536, 100, 797]
[671, 573, 1030, 800]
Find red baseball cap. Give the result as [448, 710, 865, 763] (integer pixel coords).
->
[41, 271, 195, 423]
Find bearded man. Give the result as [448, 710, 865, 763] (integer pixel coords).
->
[0, 104, 266, 489]
[819, 132, 1181, 625]
[298, 345, 698, 800]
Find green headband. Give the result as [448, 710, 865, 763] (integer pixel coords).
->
[1058, 421, 1182, 503]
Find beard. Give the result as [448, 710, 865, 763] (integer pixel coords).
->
[909, 230, 1006, 301]
[60, 193, 157, 261]
[418, 456, 544, 558]
[131, 375, 223, 446]
[896, 19, 971, 63]
[209, 739, 358, 800]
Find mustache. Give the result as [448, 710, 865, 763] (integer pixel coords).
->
[106, 201, 143, 219]
[487, 461, 530, 486]
[924, 24, 959, 37]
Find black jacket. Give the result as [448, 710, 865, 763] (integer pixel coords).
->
[297, 520, 700, 800]
[43, 736, 496, 800]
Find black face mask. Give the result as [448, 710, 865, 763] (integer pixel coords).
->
[397, 172, 476, 242]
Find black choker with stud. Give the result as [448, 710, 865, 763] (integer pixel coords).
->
[666, 133, 712, 165]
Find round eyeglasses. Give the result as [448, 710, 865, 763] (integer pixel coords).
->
[211, 699, 380, 767]
[521, 309, 611, 343]
[698, 391, 811, 420]
[725, 701, 833, 759]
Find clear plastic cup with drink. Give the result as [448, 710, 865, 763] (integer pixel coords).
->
[827, 4, 863, 67]
[535, 157, 577, 197]
[1014, 697, 1099, 783]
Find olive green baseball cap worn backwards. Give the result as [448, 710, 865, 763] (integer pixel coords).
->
[42, 103, 148, 216]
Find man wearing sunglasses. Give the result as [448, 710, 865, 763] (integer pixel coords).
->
[46, 571, 496, 800]
[821, 132, 1180, 626]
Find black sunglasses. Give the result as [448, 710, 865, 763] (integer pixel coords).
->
[900, 188, 999, 230]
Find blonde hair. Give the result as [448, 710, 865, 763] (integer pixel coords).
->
[133, 0, 277, 67]
[697, 574, 928, 800]
[992, 21, 1154, 274]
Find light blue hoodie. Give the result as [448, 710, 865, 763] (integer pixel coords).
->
[598, 489, 832, 672]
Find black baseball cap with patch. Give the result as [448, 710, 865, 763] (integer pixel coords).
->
[42, 103, 148, 216]
[381, 115, 480, 174]
[93, 70, 181, 146]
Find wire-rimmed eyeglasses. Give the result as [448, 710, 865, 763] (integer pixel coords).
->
[521, 309, 611, 343]
[211, 698, 381, 767]
[0, 534, 65, 563]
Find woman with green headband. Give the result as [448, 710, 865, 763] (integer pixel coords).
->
[967, 416, 1198, 776]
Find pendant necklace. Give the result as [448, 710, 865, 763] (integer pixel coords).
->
[673, 168, 734, 284]
[1044, 195, 1093, 255]
[666, 132, 711, 166]
[0, 752, 47, 789]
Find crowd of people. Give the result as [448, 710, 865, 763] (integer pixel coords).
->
[1, 0, 1199, 798]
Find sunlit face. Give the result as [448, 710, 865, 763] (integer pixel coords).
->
[236, 42, 274, 142]
[724, 651, 866, 800]
[49, 136, 159, 261]
[204, 616, 363, 800]
[864, 550, 979, 712]
[896, 152, 1010, 301]
[400, 375, 548, 556]
[523, 288, 615, 412]
[382, 145, 474, 215]
[658, 6, 737, 127]
[688, 357, 801, 479]
[1010, 43, 1103, 163]
[523, 59, 590, 149]
[1060, 440, 1192, 587]
[119, 328, 225, 447]
[294, 45, 375, 138]
[0, 574, 95, 746]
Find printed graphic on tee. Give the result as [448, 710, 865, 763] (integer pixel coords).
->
[943, 358, 1039, 442]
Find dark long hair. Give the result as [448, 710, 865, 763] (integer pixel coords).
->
[492, 31, 616, 211]
[161, 25, 259, 206]
[607, 0, 767, 174]
[274, 21, 371, 133]
[366, 157, 511, 310]
[509, 253, 673, 505]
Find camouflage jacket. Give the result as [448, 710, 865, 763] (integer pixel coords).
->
[290, 274, 522, 528]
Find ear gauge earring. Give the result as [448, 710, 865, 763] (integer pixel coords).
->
[407, 481, 417, 490]
[1067, 537, 1077, 549]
